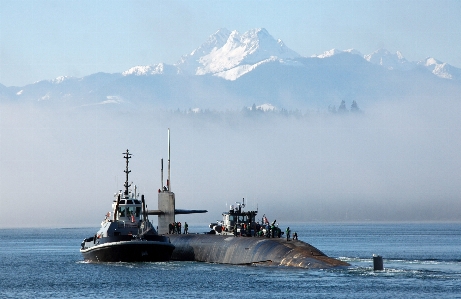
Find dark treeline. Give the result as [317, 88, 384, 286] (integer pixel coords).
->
[168, 100, 362, 119]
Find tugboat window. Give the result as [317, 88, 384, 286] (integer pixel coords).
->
[118, 207, 126, 217]
[127, 206, 136, 217]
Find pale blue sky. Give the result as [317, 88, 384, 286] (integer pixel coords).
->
[1, 0, 460, 87]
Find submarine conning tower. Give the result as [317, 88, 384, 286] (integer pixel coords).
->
[148, 128, 207, 234]
[157, 190, 175, 235]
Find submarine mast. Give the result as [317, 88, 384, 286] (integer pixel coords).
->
[168, 128, 171, 191]
[161, 158, 163, 191]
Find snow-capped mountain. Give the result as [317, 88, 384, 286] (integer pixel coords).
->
[3, 28, 461, 111]
[120, 28, 460, 82]
[363, 49, 414, 71]
[174, 28, 232, 75]
[418, 57, 461, 80]
[120, 27, 301, 81]
[122, 63, 180, 76]
[312, 48, 362, 58]
[51, 76, 75, 84]
[175, 28, 300, 80]
[314, 47, 461, 80]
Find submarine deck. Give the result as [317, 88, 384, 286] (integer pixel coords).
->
[168, 234, 349, 269]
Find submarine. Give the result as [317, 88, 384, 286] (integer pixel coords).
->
[147, 129, 349, 269]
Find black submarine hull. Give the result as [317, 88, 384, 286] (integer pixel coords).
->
[168, 234, 349, 268]
[80, 240, 175, 262]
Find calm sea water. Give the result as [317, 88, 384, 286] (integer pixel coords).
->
[1, 223, 460, 298]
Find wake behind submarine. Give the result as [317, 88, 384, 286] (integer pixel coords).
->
[148, 129, 349, 269]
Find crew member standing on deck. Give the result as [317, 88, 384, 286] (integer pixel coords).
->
[286, 227, 291, 241]
[184, 222, 188, 234]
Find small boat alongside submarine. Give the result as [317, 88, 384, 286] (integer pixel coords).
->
[208, 199, 283, 238]
[80, 150, 175, 262]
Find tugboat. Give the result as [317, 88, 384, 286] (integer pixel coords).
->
[80, 150, 175, 262]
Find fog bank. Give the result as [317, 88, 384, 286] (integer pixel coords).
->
[1, 96, 460, 228]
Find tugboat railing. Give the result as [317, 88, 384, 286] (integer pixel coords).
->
[118, 222, 138, 228]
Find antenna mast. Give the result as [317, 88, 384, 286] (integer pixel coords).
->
[123, 149, 132, 196]
[167, 128, 171, 191]
[161, 158, 164, 190]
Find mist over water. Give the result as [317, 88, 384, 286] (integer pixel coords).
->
[1, 95, 460, 228]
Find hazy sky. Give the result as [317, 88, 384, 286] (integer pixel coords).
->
[1, 0, 461, 86]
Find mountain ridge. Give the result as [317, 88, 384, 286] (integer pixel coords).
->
[2, 28, 461, 111]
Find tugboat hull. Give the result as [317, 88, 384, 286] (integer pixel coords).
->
[80, 240, 175, 262]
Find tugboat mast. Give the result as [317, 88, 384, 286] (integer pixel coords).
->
[123, 149, 132, 197]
